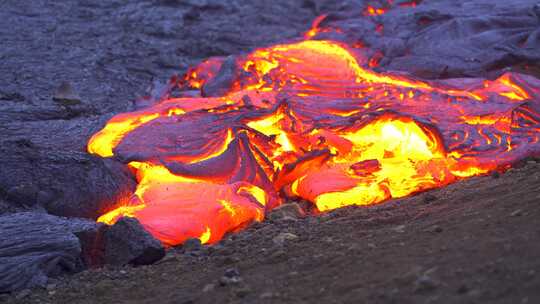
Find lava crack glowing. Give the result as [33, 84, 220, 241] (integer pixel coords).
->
[88, 37, 540, 246]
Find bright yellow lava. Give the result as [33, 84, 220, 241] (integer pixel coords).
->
[199, 227, 212, 244]
[88, 114, 159, 157]
[97, 204, 146, 225]
[312, 118, 447, 211]
[247, 111, 296, 162]
[219, 200, 237, 216]
[237, 185, 267, 207]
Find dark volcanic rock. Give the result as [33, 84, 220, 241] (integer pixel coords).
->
[201, 56, 238, 97]
[267, 202, 305, 222]
[74, 224, 108, 268]
[0, 136, 136, 219]
[313, 0, 540, 78]
[52, 81, 82, 105]
[0, 212, 100, 293]
[182, 238, 203, 252]
[103, 217, 165, 266]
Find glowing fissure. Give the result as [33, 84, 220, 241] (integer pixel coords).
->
[89, 20, 540, 246]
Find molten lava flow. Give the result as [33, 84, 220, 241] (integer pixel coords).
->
[89, 19, 540, 246]
[292, 116, 452, 211]
[98, 161, 266, 246]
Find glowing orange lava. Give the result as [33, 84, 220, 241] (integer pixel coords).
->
[89, 22, 540, 246]
[364, 6, 387, 16]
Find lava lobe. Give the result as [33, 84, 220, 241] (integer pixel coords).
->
[88, 35, 540, 246]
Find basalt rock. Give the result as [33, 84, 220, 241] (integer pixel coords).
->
[0, 212, 101, 293]
[103, 217, 165, 266]
[75, 224, 108, 268]
[311, 0, 540, 79]
[0, 118, 137, 219]
[267, 203, 306, 222]
[201, 55, 238, 97]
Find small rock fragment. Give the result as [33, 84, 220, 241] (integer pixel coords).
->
[260, 291, 277, 299]
[201, 56, 237, 97]
[183, 238, 202, 252]
[219, 255, 241, 266]
[511, 209, 523, 217]
[74, 224, 107, 268]
[156, 254, 179, 265]
[414, 274, 438, 293]
[423, 194, 437, 204]
[233, 285, 252, 298]
[427, 225, 443, 233]
[393, 225, 406, 233]
[207, 244, 224, 255]
[224, 267, 240, 278]
[268, 249, 287, 263]
[267, 203, 305, 222]
[249, 221, 264, 230]
[219, 275, 242, 286]
[103, 217, 165, 266]
[53, 81, 81, 105]
[272, 232, 299, 245]
[322, 236, 334, 243]
[457, 284, 469, 294]
[348, 244, 362, 252]
[202, 283, 216, 293]
[220, 268, 242, 286]
[15, 289, 31, 300]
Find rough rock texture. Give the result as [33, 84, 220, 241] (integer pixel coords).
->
[0, 0, 321, 219]
[0, 212, 100, 293]
[0, 139, 136, 219]
[201, 56, 238, 97]
[0, 0, 323, 294]
[267, 203, 306, 222]
[313, 0, 540, 78]
[104, 217, 165, 266]
[74, 224, 108, 268]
